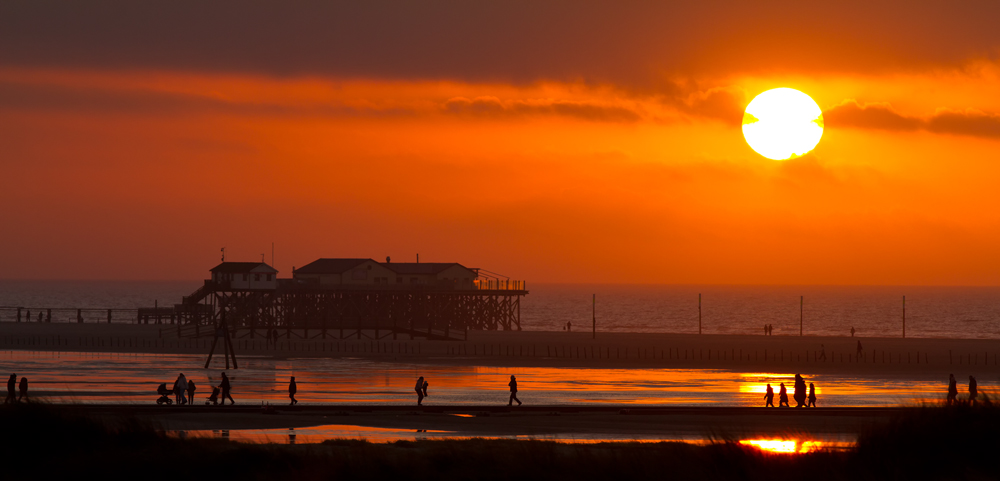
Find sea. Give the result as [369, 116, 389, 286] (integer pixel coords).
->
[0, 281, 998, 339]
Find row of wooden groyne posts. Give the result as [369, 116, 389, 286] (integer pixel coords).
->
[0, 334, 997, 367]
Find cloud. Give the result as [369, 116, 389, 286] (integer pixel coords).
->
[3, 1, 1000, 87]
[825, 100, 1000, 139]
[441, 96, 642, 122]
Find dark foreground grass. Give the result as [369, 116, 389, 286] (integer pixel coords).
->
[2, 401, 998, 480]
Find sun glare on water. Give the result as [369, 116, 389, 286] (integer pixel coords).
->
[742, 88, 824, 160]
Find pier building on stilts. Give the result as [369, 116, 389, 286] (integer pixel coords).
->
[171, 257, 527, 347]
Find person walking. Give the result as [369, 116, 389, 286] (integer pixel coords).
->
[289, 376, 298, 405]
[851, 326, 855, 337]
[18, 377, 28, 402]
[508, 375, 522, 406]
[764, 383, 774, 407]
[793, 374, 807, 408]
[778, 383, 789, 407]
[947, 374, 958, 405]
[174, 373, 188, 405]
[220, 372, 235, 405]
[856, 340, 863, 358]
[763, 324, 767, 336]
[808, 382, 816, 407]
[5, 374, 15, 404]
[819, 344, 827, 361]
[415, 376, 425, 405]
[969, 375, 978, 405]
[186, 379, 196, 405]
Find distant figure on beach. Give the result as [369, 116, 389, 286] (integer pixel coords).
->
[778, 383, 789, 407]
[969, 375, 978, 404]
[764, 384, 774, 407]
[856, 341, 863, 357]
[851, 326, 855, 337]
[567, 321, 572, 332]
[947, 374, 958, 405]
[187, 379, 196, 405]
[768, 324, 773, 335]
[415, 376, 425, 405]
[18, 377, 28, 402]
[207, 386, 220, 405]
[808, 382, 816, 407]
[174, 373, 188, 405]
[37, 311, 43, 323]
[763, 324, 767, 336]
[289, 377, 298, 405]
[220, 372, 234, 405]
[793, 374, 807, 408]
[422, 378, 429, 398]
[819, 344, 827, 361]
[5, 374, 15, 404]
[508, 375, 522, 406]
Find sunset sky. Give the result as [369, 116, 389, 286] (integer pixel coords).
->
[3, 1, 1000, 284]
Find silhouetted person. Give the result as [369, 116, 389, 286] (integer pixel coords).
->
[220, 372, 234, 405]
[37, 311, 42, 323]
[819, 344, 827, 361]
[174, 373, 187, 405]
[764, 384, 774, 407]
[856, 340, 863, 357]
[289, 376, 298, 405]
[508, 375, 522, 406]
[778, 383, 789, 407]
[793, 374, 807, 408]
[768, 324, 773, 335]
[6, 374, 17, 404]
[422, 379, 429, 397]
[947, 374, 958, 405]
[851, 326, 855, 337]
[415, 376, 425, 405]
[18, 377, 28, 402]
[187, 380, 196, 405]
[763, 324, 767, 336]
[969, 375, 978, 404]
[26, 310, 30, 323]
[808, 382, 816, 407]
[567, 321, 572, 332]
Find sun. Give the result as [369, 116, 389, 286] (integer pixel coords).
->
[742, 88, 824, 160]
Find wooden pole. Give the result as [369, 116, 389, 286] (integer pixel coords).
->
[800, 295, 803, 336]
[698, 293, 702, 334]
[592, 294, 596, 339]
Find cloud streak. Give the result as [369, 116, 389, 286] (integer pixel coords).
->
[825, 100, 1000, 139]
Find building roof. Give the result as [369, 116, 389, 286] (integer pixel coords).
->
[294, 258, 372, 275]
[381, 262, 474, 275]
[210, 262, 277, 273]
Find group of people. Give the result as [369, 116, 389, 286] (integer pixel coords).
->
[763, 374, 816, 408]
[264, 329, 284, 346]
[5, 374, 28, 403]
[170, 372, 236, 406]
[947, 374, 979, 405]
[762, 324, 774, 335]
[415, 374, 522, 406]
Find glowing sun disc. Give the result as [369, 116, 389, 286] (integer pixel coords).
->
[742, 88, 824, 160]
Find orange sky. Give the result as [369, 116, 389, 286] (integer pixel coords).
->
[3, 2, 1000, 284]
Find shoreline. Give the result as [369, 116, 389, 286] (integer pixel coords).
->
[1, 324, 998, 375]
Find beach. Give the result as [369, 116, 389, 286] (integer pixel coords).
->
[1, 323, 997, 375]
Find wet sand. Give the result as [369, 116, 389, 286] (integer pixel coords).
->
[2, 323, 998, 375]
[88, 404, 895, 441]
